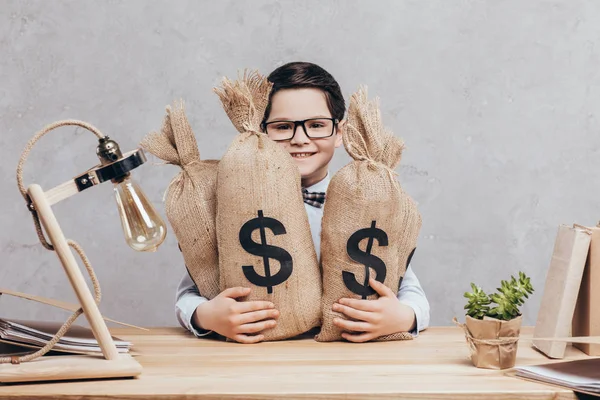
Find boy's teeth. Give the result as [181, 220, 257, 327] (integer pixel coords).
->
[293, 153, 313, 158]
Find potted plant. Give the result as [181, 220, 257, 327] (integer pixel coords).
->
[454, 271, 534, 369]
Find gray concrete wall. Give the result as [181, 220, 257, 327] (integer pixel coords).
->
[2, 0, 599, 329]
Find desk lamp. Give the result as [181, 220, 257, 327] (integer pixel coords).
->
[0, 120, 166, 383]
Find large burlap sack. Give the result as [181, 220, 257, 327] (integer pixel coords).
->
[140, 100, 220, 300]
[214, 71, 322, 341]
[315, 87, 422, 342]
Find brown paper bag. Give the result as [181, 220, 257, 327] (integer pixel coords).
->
[140, 101, 220, 300]
[573, 225, 600, 356]
[214, 71, 322, 341]
[533, 224, 591, 358]
[315, 87, 422, 342]
[459, 315, 522, 369]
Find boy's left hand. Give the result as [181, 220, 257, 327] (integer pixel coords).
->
[332, 277, 416, 343]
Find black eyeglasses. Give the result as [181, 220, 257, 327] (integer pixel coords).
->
[262, 118, 339, 142]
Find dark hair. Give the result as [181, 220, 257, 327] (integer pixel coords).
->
[263, 62, 346, 124]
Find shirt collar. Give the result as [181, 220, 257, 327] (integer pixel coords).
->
[304, 172, 330, 193]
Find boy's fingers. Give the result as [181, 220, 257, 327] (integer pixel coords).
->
[333, 317, 371, 333]
[235, 301, 275, 314]
[236, 309, 279, 325]
[332, 303, 372, 322]
[236, 319, 277, 334]
[234, 334, 265, 344]
[222, 287, 251, 299]
[338, 298, 378, 312]
[342, 332, 375, 343]
[369, 278, 394, 297]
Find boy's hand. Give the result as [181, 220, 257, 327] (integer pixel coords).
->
[332, 278, 416, 343]
[193, 287, 279, 344]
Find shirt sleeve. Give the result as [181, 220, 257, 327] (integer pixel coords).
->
[397, 264, 430, 337]
[175, 271, 214, 337]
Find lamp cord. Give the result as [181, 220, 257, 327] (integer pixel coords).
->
[3, 120, 106, 365]
[17, 120, 104, 251]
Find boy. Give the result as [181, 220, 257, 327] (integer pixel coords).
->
[176, 62, 430, 344]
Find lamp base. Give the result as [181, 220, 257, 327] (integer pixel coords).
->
[0, 354, 142, 383]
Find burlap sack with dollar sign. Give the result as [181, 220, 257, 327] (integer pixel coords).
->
[140, 101, 220, 300]
[214, 71, 322, 341]
[315, 87, 422, 342]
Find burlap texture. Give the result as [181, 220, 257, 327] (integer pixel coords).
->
[214, 71, 322, 341]
[460, 316, 522, 370]
[315, 87, 422, 342]
[140, 100, 220, 300]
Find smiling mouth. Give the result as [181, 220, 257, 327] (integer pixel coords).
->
[291, 152, 316, 159]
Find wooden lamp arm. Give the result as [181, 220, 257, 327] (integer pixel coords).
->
[27, 184, 119, 360]
[44, 169, 99, 206]
[43, 149, 146, 206]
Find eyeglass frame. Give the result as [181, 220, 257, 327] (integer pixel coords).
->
[261, 117, 340, 142]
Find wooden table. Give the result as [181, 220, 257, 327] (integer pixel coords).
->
[0, 326, 592, 399]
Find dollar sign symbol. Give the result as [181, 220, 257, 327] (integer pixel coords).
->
[342, 221, 388, 299]
[239, 210, 293, 294]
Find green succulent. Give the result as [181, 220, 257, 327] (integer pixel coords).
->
[463, 272, 534, 321]
[464, 283, 491, 319]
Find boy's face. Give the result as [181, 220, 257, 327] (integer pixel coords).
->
[265, 88, 344, 187]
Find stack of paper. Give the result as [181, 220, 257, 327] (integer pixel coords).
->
[513, 358, 600, 395]
[0, 318, 131, 355]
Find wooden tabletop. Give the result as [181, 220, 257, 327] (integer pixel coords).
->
[0, 326, 591, 399]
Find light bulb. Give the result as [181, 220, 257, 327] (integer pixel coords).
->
[113, 175, 167, 252]
[95, 136, 167, 252]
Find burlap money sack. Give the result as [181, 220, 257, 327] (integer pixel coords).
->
[214, 71, 322, 341]
[140, 101, 220, 300]
[315, 87, 422, 342]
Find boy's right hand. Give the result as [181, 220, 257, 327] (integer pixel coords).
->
[192, 287, 279, 344]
